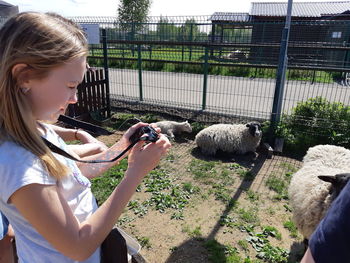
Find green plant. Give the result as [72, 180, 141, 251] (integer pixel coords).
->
[188, 159, 217, 179]
[246, 228, 289, 263]
[265, 174, 288, 200]
[237, 208, 259, 224]
[238, 239, 249, 252]
[204, 239, 245, 263]
[283, 220, 299, 238]
[138, 236, 152, 249]
[276, 97, 350, 153]
[190, 121, 207, 135]
[91, 159, 128, 204]
[245, 190, 260, 202]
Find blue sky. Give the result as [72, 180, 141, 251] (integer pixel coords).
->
[7, 0, 348, 17]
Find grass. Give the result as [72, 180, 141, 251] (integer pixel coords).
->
[283, 220, 299, 238]
[265, 174, 289, 200]
[90, 115, 302, 262]
[88, 47, 338, 83]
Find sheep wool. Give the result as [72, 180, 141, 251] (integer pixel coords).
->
[155, 120, 192, 138]
[288, 144, 350, 240]
[195, 123, 262, 155]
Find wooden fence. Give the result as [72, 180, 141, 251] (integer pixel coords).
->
[68, 68, 110, 120]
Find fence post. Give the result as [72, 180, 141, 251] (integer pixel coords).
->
[189, 24, 193, 61]
[102, 28, 111, 118]
[137, 44, 143, 101]
[202, 46, 209, 110]
[270, 0, 293, 143]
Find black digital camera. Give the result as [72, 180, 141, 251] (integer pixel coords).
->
[129, 126, 159, 144]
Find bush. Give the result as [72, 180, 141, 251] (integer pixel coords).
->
[143, 61, 165, 71]
[276, 97, 350, 153]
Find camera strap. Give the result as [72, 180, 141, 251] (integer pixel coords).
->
[41, 137, 140, 164]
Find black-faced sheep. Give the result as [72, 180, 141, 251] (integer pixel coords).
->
[288, 144, 350, 241]
[155, 120, 192, 139]
[194, 122, 262, 155]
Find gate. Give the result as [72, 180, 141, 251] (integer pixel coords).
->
[68, 68, 110, 120]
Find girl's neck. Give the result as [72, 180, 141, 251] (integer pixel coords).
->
[36, 121, 47, 136]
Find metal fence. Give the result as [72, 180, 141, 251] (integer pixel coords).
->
[69, 15, 350, 125]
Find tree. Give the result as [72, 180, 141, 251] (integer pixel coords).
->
[117, 0, 152, 33]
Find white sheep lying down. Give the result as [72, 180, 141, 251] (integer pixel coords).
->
[195, 122, 262, 155]
[288, 144, 350, 240]
[155, 120, 192, 139]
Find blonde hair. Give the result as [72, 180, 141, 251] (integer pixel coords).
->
[0, 12, 88, 179]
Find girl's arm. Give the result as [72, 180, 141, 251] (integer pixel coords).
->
[10, 133, 171, 261]
[76, 123, 161, 179]
[300, 248, 315, 263]
[51, 124, 108, 158]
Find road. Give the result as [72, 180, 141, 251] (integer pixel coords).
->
[107, 68, 350, 119]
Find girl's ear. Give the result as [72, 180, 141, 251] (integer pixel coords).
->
[11, 63, 31, 87]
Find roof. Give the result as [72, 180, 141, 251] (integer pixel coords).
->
[209, 12, 251, 22]
[0, 1, 15, 7]
[250, 1, 350, 17]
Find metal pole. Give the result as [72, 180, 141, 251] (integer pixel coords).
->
[270, 0, 293, 142]
[137, 44, 143, 101]
[202, 46, 209, 110]
[102, 28, 111, 118]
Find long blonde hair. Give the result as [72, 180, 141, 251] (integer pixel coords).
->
[0, 12, 88, 179]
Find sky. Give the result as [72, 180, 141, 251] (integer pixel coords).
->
[6, 0, 349, 17]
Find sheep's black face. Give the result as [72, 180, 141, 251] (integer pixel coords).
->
[246, 122, 262, 137]
[318, 173, 350, 197]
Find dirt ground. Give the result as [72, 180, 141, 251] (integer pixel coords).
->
[97, 132, 305, 263]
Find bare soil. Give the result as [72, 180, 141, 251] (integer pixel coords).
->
[97, 132, 305, 263]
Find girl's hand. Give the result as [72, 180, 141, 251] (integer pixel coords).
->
[113, 122, 149, 152]
[126, 133, 171, 180]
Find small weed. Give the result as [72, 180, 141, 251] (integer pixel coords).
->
[212, 183, 232, 203]
[91, 159, 128, 204]
[138, 236, 152, 249]
[245, 190, 260, 202]
[165, 154, 176, 162]
[257, 244, 289, 263]
[182, 225, 202, 238]
[220, 215, 237, 228]
[189, 159, 217, 179]
[280, 162, 297, 173]
[204, 239, 243, 263]
[238, 239, 249, 252]
[247, 229, 289, 263]
[127, 200, 149, 217]
[171, 211, 184, 220]
[283, 220, 299, 238]
[262, 226, 282, 240]
[238, 169, 255, 181]
[267, 207, 276, 215]
[265, 175, 288, 200]
[237, 208, 260, 224]
[182, 182, 200, 194]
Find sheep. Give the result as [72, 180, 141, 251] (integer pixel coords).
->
[288, 144, 350, 242]
[223, 50, 247, 60]
[154, 120, 192, 139]
[194, 122, 262, 155]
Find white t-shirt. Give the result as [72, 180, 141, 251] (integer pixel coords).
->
[0, 124, 100, 263]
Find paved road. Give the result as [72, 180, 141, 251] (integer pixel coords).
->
[107, 68, 350, 119]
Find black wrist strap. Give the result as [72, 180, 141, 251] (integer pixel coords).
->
[41, 137, 141, 164]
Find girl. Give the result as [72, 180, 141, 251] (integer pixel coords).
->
[0, 12, 171, 262]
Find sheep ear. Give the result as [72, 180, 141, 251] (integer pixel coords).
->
[318, 175, 336, 184]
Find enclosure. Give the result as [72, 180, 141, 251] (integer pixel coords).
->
[56, 14, 350, 262]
